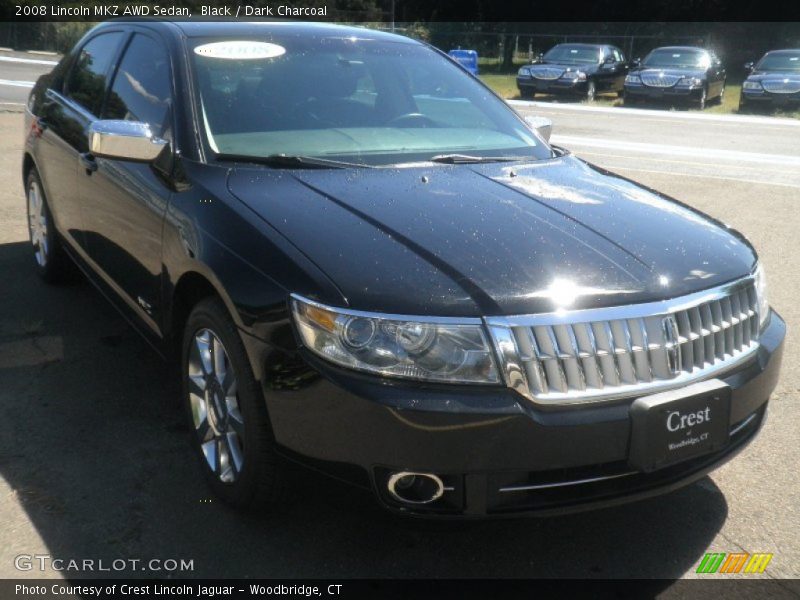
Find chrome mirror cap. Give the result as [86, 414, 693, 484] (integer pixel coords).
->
[524, 115, 552, 142]
[88, 120, 168, 162]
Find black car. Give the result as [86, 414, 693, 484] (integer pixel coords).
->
[24, 21, 784, 517]
[516, 43, 628, 101]
[624, 46, 726, 109]
[740, 49, 800, 111]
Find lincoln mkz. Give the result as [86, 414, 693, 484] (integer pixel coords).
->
[23, 21, 785, 517]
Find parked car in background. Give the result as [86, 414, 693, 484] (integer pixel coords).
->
[23, 20, 785, 517]
[740, 49, 800, 112]
[623, 46, 726, 109]
[516, 43, 628, 101]
[447, 49, 479, 76]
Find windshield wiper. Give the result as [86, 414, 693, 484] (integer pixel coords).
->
[429, 154, 524, 164]
[216, 153, 371, 169]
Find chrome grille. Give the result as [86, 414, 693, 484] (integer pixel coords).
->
[640, 73, 682, 88]
[762, 79, 800, 94]
[487, 277, 760, 404]
[529, 66, 565, 80]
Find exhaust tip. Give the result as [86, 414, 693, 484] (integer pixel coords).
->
[387, 471, 445, 505]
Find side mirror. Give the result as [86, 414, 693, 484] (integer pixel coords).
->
[536, 52, 544, 63]
[89, 120, 168, 162]
[743, 62, 754, 71]
[604, 56, 615, 64]
[524, 115, 552, 142]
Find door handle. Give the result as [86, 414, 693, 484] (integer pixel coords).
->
[79, 152, 97, 174]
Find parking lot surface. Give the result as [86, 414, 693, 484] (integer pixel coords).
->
[0, 69, 799, 582]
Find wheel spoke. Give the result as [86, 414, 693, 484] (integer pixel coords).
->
[213, 336, 226, 384]
[218, 437, 234, 482]
[189, 389, 207, 426]
[196, 416, 212, 443]
[188, 374, 206, 397]
[201, 439, 217, 472]
[214, 438, 224, 475]
[227, 409, 245, 439]
[194, 331, 212, 376]
[226, 432, 244, 474]
[221, 367, 236, 397]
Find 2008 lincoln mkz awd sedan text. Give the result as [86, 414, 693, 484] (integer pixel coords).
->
[22, 21, 785, 517]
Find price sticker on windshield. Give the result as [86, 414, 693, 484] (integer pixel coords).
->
[194, 41, 286, 60]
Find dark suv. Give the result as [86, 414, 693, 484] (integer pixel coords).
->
[516, 43, 628, 101]
[23, 21, 784, 517]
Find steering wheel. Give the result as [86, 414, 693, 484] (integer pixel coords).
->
[386, 113, 437, 128]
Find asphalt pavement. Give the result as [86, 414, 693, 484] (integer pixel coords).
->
[0, 53, 799, 583]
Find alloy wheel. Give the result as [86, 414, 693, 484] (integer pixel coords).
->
[187, 328, 245, 483]
[27, 179, 48, 267]
[586, 81, 596, 101]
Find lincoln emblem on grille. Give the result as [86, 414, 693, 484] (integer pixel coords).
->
[662, 316, 682, 377]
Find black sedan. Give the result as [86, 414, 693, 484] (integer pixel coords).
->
[516, 43, 628, 101]
[23, 21, 784, 517]
[740, 49, 800, 112]
[624, 46, 726, 109]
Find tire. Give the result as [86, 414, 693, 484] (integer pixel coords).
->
[715, 83, 725, 105]
[738, 97, 748, 113]
[623, 93, 636, 106]
[697, 86, 707, 110]
[585, 80, 596, 102]
[26, 168, 71, 283]
[182, 296, 286, 510]
[520, 89, 535, 100]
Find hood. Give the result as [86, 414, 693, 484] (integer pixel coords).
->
[226, 156, 756, 317]
[633, 67, 706, 80]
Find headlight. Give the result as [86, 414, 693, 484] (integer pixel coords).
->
[518, 67, 530, 76]
[291, 295, 500, 384]
[560, 71, 587, 81]
[754, 264, 769, 329]
[677, 77, 703, 87]
[625, 74, 641, 84]
[743, 80, 763, 90]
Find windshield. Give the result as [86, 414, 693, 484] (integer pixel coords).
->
[542, 45, 600, 65]
[190, 34, 548, 166]
[756, 52, 800, 72]
[643, 49, 710, 69]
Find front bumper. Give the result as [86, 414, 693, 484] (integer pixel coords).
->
[248, 311, 785, 517]
[741, 89, 800, 106]
[624, 83, 703, 101]
[517, 77, 588, 96]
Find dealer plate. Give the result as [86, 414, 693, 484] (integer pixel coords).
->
[628, 379, 731, 473]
